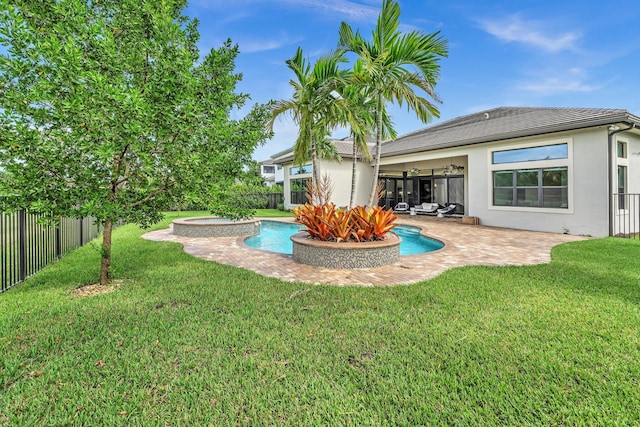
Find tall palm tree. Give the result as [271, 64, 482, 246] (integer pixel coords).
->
[333, 84, 396, 208]
[338, 0, 448, 206]
[268, 47, 346, 188]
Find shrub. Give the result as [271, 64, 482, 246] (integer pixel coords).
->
[292, 203, 397, 242]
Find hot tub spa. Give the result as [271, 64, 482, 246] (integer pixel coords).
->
[172, 217, 260, 238]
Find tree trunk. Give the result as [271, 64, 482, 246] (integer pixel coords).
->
[100, 219, 113, 286]
[311, 132, 319, 202]
[367, 96, 384, 207]
[349, 135, 357, 209]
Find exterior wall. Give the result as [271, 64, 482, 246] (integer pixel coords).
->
[613, 131, 640, 235]
[381, 127, 613, 237]
[283, 158, 372, 209]
[318, 160, 373, 207]
[275, 164, 284, 186]
[618, 131, 640, 193]
[464, 128, 609, 237]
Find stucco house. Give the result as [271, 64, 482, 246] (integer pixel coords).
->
[271, 107, 640, 238]
[259, 160, 284, 187]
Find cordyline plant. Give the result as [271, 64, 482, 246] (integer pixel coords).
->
[293, 203, 397, 242]
[0, 0, 272, 286]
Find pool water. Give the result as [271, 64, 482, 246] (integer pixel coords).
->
[244, 221, 443, 256]
[393, 225, 444, 255]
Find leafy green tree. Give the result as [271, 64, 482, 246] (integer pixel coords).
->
[268, 47, 346, 190]
[0, 0, 271, 285]
[338, 0, 448, 206]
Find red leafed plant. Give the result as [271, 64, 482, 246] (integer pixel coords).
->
[293, 203, 397, 242]
[293, 203, 335, 240]
[330, 209, 354, 242]
[370, 206, 398, 239]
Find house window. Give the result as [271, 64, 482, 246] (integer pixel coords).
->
[290, 178, 310, 204]
[290, 164, 313, 175]
[262, 165, 275, 174]
[492, 143, 568, 164]
[618, 165, 627, 209]
[493, 167, 568, 208]
[617, 141, 627, 159]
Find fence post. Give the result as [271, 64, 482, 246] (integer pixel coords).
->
[18, 210, 26, 282]
[80, 217, 84, 246]
[55, 226, 61, 259]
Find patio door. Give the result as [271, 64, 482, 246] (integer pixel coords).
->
[433, 178, 447, 206]
[419, 179, 432, 204]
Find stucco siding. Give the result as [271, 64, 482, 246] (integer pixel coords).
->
[467, 129, 610, 237]
[625, 133, 640, 193]
[283, 159, 373, 209]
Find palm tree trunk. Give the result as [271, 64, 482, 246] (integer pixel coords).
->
[310, 130, 319, 204]
[367, 95, 384, 207]
[349, 135, 357, 209]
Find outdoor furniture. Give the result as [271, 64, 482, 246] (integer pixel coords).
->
[437, 204, 457, 217]
[393, 202, 410, 213]
[414, 202, 439, 215]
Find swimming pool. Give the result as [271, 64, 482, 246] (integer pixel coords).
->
[243, 221, 443, 255]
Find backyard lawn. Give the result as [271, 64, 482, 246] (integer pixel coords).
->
[1, 210, 639, 425]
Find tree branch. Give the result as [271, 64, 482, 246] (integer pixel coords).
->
[127, 180, 176, 208]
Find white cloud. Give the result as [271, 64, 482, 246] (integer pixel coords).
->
[517, 68, 605, 96]
[239, 34, 305, 53]
[281, 0, 379, 21]
[191, 0, 379, 22]
[478, 14, 580, 53]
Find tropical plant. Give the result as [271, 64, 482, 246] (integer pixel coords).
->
[332, 84, 397, 208]
[292, 203, 397, 242]
[305, 174, 334, 206]
[0, 0, 271, 285]
[268, 47, 347, 186]
[338, 0, 448, 206]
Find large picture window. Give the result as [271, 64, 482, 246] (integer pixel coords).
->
[290, 164, 313, 175]
[492, 143, 568, 164]
[290, 178, 310, 205]
[493, 167, 568, 208]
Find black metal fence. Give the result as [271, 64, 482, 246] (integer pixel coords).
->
[267, 193, 284, 209]
[1, 211, 100, 293]
[613, 193, 639, 239]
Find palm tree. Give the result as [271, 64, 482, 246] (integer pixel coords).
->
[338, 0, 448, 206]
[332, 84, 396, 208]
[268, 47, 347, 189]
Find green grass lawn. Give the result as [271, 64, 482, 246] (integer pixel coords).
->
[1, 210, 639, 425]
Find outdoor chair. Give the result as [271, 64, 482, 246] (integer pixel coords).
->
[414, 202, 439, 215]
[393, 202, 410, 213]
[436, 204, 457, 217]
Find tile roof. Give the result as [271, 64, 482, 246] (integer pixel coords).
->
[381, 107, 640, 157]
[271, 136, 376, 164]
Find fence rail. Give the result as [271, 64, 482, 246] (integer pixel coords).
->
[1, 211, 101, 294]
[613, 193, 639, 239]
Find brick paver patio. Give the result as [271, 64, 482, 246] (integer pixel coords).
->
[142, 216, 585, 286]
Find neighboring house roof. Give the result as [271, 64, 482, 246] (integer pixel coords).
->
[381, 107, 640, 157]
[271, 136, 376, 164]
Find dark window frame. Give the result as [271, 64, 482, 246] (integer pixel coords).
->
[493, 167, 568, 209]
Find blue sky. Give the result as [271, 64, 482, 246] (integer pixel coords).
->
[186, 0, 640, 161]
